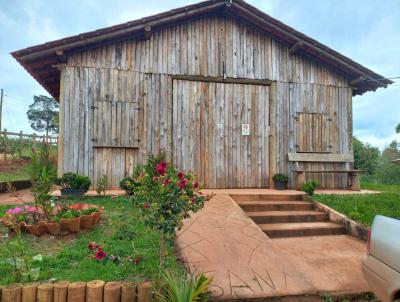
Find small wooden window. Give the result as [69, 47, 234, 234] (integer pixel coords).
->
[295, 112, 332, 153]
[92, 100, 140, 148]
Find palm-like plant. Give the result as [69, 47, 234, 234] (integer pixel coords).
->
[157, 270, 212, 302]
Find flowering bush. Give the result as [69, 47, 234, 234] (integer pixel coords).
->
[128, 154, 205, 266]
[2, 205, 38, 228]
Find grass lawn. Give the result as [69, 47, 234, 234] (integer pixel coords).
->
[0, 196, 182, 285]
[314, 183, 400, 227]
[0, 162, 31, 182]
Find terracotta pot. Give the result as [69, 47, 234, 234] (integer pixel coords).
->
[46, 222, 60, 235]
[19, 221, 26, 232]
[92, 212, 101, 224]
[60, 217, 80, 234]
[79, 215, 94, 229]
[37, 221, 49, 235]
[25, 224, 42, 236]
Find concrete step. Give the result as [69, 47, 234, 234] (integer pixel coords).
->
[259, 222, 346, 238]
[238, 200, 314, 212]
[247, 210, 329, 224]
[231, 193, 304, 202]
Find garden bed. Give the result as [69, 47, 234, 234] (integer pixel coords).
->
[0, 196, 182, 285]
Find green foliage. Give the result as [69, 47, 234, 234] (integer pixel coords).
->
[272, 173, 288, 182]
[1, 235, 43, 283]
[302, 180, 319, 195]
[119, 177, 136, 195]
[129, 153, 205, 266]
[130, 154, 204, 239]
[96, 175, 108, 196]
[29, 143, 57, 220]
[353, 137, 380, 175]
[56, 173, 91, 192]
[26, 95, 59, 135]
[372, 142, 400, 185]
[396, 123, 400, 134]
[0, 197, 182, 285]
[157, 270, 211, 302]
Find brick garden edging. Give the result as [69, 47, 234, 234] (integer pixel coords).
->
[0, 280, 152, 302]
[304, 195, 369, 241]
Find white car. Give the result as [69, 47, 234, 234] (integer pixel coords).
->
[362, 215, 400, 302]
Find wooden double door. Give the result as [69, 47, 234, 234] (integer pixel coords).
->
[172, 79, 270, 188]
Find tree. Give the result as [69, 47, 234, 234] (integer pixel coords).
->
[396, 123, 400, 134]
[26, 95, 59, 136]
[353, 137, 380, 175]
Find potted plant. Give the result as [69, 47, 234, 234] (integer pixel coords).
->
[57, 209, 81, 234]
[56, 173, 91, 197]
[272, 173, 288, 190]
[79, 207, 99, 229]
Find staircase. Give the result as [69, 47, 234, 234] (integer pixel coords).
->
[233, 194, 346, 238]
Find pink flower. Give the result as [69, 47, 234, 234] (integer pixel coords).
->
[152, 176, 159, 182]
[5, 209, 13, 215]
[179, 179, 187, 190]
[177, 171, 185, 179]
[88, 242, 96, 250]
[193, 181, 199, 189]
[95, 249, 107, 260]
[156, 164, 166, 175]
[163, 179, 171, 186]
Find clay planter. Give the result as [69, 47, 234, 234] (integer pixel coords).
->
[60, 217, 80, 234]
[92, 212, 101, 224]
[24, 223, 42, 236]
[79, 215, 95, 229]
[46, 222, 60, 235]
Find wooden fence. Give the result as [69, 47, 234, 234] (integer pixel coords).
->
[0, 280, 152, 302]
[0, 129, 58, 160]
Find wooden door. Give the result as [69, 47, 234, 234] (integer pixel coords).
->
[172, 79, 270, 188]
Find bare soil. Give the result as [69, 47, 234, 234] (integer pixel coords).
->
[0, 158, 31, 173]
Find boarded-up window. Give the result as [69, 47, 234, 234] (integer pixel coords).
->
[296, 112, 332, 153]
[92, 100, 140, 148]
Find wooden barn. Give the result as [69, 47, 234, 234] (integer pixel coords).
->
[12, 0, 392, 189]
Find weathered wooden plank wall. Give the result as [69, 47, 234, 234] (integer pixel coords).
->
[60, 16, 353, 189]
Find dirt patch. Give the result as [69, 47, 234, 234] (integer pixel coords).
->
[0, 158, 31, 173]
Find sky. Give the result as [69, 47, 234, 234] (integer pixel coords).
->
[0, 0, 399, 149]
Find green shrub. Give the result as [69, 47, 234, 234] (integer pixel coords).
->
[157, 270, 211, 302]
[129, 153, 205, 266]
[56, 173, 91, 192]
[272, 173, 288, 182]
[302, 180, 319, 195]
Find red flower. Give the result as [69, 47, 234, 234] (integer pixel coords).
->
[177, 171, 185, 179]
[144, 203, 150, 209]
[156, 162, 167, 175]
[134, 257, 142, 265]
[193, 181, 199, 189]
[95, 249, 107, 260]
[179, 179, 187, 190]
[88, 242, 96, 250]
[163, 179, 171, 186]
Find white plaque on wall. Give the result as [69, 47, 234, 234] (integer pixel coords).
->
[242, 124, 250, 136]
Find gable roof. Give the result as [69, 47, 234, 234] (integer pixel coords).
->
[11, 0, 392, 100]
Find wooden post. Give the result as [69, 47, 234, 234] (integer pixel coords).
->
[19, 131, 23, 158]
[37, 283, 53, 302]
[1, 283, 22, 302]
[349, 172, 361, 191]
[296, 171, 305, 190]
[137, 282, 152, 302]
[103, 282, 121, 302]
[121, 282, 137, 302]
[86, 280, 105, 302]
[67, 282, 86, 302]
[3, 128, 7, 161]
[53, 281, 69, 302]
[21, 282, 40, 302]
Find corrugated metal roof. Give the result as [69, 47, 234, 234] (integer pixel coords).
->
[11, 0, 392, 100]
